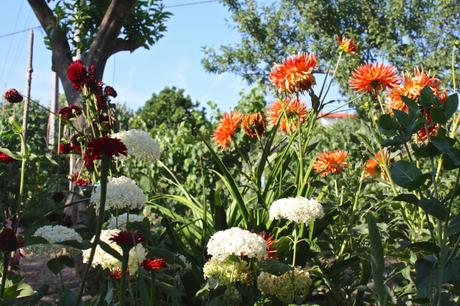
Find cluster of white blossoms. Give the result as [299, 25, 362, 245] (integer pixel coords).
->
[269, 196, 325, 224]
[257, 267, 312, 304]
[207, 227, 267, 259]
[26, 225, 83, 255]
[82, 229, 147, 274]
[91, 176, 146, 213]
[106, 213, 145, 230]
[113, 129, 161, 162]
[203, 256, 252, 286]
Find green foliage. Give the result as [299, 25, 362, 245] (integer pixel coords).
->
[203, 0, 460, 92]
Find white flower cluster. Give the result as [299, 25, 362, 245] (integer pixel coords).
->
[91, 176, 146, 213]
[82, 229, 147, 274]
[27, 225, 83, 255]
[257, 267, 312, 304]
[207, 227, 267, 259]
[113, 129, 161, 162]
[106, 213, 145, 230]
[269, 196, 325, 224]
[203, 256, 252, 285]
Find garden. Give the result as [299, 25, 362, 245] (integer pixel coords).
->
[1, 0, 460, 305]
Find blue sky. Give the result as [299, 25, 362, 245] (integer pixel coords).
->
[0, 0, 342, 113]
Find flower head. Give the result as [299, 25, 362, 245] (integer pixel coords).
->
[141, 258, 167, 271]
[27, 225, 82, 256]
[106, 213, 145, 230]
[350, 63, 400, 93]
[365, 150, 390, 179]
[207, 227, 267, 259]
[109, 268, 122, 280]
[109, 230, 144, 251]
[69, 173, 90, 187]
[67, 60, 87, 89]
[314, 150, 348, 177]
[0, 228, 23, 252]
[386, 68, 442, 113]
[203, 256, 252, 286]
[4, 88, 23, 103]
[267, 98, 307, 134]
[336, 34, 359, 55]
[269, 52, 317, 93]
[0, 152, 16, 163]
[83, 229, 146, 274]
[83, 137, 127, 169]
[212, 111, 242, 150]
[269, 197, 324, 224]
[112, 129, 161, 162]
[90, 176, 146, 213]
[104, 86, 117, 98]
[258, 231, 277, 259]
[58, 105, 82, 120]
[242, 112, 266, 138]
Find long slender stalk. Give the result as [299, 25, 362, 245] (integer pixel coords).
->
[77, 156, 110, 304]
[0, 252, 10, 298]
[119, 251, 129, 306]
[292, 226, 298, 266]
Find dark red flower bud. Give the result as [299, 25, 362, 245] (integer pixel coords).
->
[96, 94, 107, 111]
[67, 61, 87, 90]
[0, 152, 16, 163]
[4, 88, 23, 103]
[0, 228, 22, 252]
[104, 86, 117, 98]
[141, 258, 166, 271]
[83, 137, 127, 169]
[58, 105, 82, 120]
[110, 268, 122, 280]
[109, 231, 144, 250]
[58, 143, 72, 154]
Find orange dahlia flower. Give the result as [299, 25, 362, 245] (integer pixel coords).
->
[336, 34, 358, 55]
[269, 52, 317, 94]
[242, 112, 266, 138]
[365, 150, 390, 179]
[267, 98, 308, 134]
[212, 111, 242, 150]
[314, 150, 348, 177]
[349, 62, 400, 93]
[386, 68, 442, 113]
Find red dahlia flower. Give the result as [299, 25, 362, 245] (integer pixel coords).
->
[58, 105, 82, 120]
[109, 231, 145, 250]
[258, 231, 277, 259]
[242, 112, 266, 138]
[336, 34, 359, 55]
[4, 88, 23, 103]
[0, 228, 23, 252]
[314, 150, 348, 177]
[0, 152, 16, 163]
[141, 258, 166, 271]
[67, 60, 87, 90]
[109, 268, 123, 280]
[349, 63, 400, 93]
[83, 137, 127, 169]
[104, 86, 117, 98]
[212, 112, 242, 150]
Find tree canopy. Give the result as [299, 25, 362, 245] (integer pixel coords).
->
[203, 0, 460, 91]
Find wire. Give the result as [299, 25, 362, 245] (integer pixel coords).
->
[0, 26, 41, 39]
[165, 0, 218, 8]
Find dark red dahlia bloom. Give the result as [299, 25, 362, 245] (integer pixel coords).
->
[0, 228, 23, 252]
[69, 173, 91, 187]
[96, 94, 107, 111]
[0, 152, 16, 163]
[58, 104, 82, 120]
[67, 60, 87, 90]
[104, 86, 117, 98]
[58, 143, 72, 154]
[141, 258, 166, 271]
[83, 137, 127, 169]
[52, 191, 65, 203]
[109, 268, 122, 281]
[109, 231, 145, 250]
[4, 88, 23, 103]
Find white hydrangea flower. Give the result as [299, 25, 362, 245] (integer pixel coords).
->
[82, 229, 147, 274]
[106, 213, 145, 230]
[26, 225, 83, 255]
[113, 129, 161, 162]
[207, 227, 267, 259]
[91, 176, 146, 213]
[269, 197, 325, 224]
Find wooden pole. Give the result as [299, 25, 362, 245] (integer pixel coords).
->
[47, 71, 59, 152]
[22, 30, 34, 142]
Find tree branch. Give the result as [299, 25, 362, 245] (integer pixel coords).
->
[107, 38, 143, 56]
[27, 0, 79, 104]
[86, 0, 137, 77]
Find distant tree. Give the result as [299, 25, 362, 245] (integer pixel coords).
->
[28, 0, 170, 104]
[203, 0, 460, 92]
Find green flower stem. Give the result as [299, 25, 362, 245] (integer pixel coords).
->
[292, 226, 298, 266]
[150, 271, 156, 301]
[0, 251, 10, 298]
[119, 251, 129, 306]
[77, 155, 110, 305]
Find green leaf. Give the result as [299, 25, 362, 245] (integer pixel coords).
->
[99, 241, 123, 261]
[258, 259, 292, 276]
[430, 136, 460, 167]
[47, 255, 74, 275]
[390, 160, 424, 190]
[0, 147, 21, 160]
[419, 86, 436, 108]
[404, 241, 440, 254]
[378, 114, 395, 130]
[401, 96, 419, 114]
[443, 93, 458, 120]
[417, 198, 448, 220]
[430, 108, 447, 124]
[393, 194, 418, 204]
[367, 213, 388, 305]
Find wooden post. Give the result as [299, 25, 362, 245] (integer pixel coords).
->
[22, 30, 34, 142]
[47, 71, 59, 152]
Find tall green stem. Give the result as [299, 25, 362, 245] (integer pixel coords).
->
[77, 156, 110, 304]
[292, 226, 298, 266]
[0, 252, 10, 298]
[119, 251, 129, 306]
